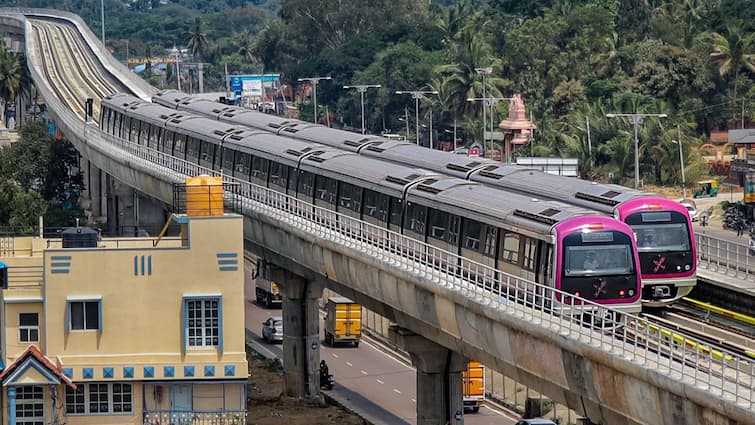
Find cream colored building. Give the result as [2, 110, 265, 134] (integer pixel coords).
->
[0, 204, 248, 424]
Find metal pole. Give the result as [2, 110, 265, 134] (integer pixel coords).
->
[415, 96, 420, 146]
[586, 115, 592, 157]
[489, 98, 495, 156]
[429, 108, 433, 149]
[633, 116, 640, 189]
[743, 98, 746, 129]
[677, 124, 686, 199]
[313, 81, 318, 124]
[360, 89, 366, 134]
[101, 0, 105, 46]
[405, 107, 410, 140]
[482, 74, 487, 153]
[453, 116, 457, 151]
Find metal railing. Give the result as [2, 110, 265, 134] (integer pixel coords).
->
[16, 16, 755, 413]
[91, 129, 755, 410]
[696, 233, 755, 279]
[143, 410, 246, 425]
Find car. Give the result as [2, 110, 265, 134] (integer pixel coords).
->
[681, 202, 698, 221]
[262, 316, 283, 343]
[515, 419, 557, 425]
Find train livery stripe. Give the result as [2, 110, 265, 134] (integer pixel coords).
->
[682, 297, 755, 326]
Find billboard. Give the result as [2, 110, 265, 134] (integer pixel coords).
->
[229, 74, 280, 98]
[745, 172, 755, 204]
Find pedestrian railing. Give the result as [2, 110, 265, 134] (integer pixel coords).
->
[696, 233, 755, 279]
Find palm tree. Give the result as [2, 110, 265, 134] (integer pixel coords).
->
[0, 46, 22, 128]
[701, 21, 755, 108]
[186, 17, 210, 61]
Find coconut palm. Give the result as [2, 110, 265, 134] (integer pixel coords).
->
[186, 17, 210, 61]
[701, 21, 755, 104]
[0, 46, 22, 128]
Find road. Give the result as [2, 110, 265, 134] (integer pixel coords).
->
[244, 292, 520, 425]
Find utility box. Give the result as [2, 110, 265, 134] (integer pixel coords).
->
[463, 361, 485, 412]
[323, 296, 361, 347]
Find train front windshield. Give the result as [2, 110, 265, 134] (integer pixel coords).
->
[624, 210, 694, 277]
[560, 230, 638, 302]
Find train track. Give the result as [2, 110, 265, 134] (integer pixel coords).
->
[28, 16, 130, 123]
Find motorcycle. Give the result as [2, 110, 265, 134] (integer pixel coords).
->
[319, 360, 335, 390]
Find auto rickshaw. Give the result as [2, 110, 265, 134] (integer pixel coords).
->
[693, 179, 718, 198]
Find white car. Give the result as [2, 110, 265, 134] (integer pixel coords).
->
[681, 203, 698, 222]
[262, 316, 283, 343]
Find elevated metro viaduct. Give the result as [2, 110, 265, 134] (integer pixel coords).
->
[1, 8, 754, 425]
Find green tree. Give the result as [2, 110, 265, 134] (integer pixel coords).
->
[186, 17, 210, 60]
[700, 21, 755, 108]
[0, 45, 21, 128]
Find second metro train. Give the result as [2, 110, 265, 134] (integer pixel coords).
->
[102, 93, 643, 317]
[152, 90, 695, 308]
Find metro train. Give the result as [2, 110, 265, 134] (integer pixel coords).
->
[152, 90, 695, 308]
[102, 93, 643, 316]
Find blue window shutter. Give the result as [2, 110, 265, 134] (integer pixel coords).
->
[65, 302, 70, 334]
[217, 296, 224, 353]
[98, 300, 103, 334]
[181, 298, 187, 355]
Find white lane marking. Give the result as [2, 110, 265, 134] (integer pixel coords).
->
[346, 362, 353, 367]
[361, 339, 411, 367]
[331, 353, 339, 359]
[360, 370, 368, 375]
[411, 398, 416, 403]
[376, 379, 384, 385]
[393, 389, 401, 394]
[481, 404, 521, 420]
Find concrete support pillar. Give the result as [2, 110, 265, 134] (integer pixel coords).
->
[272, 264, 323, 399]
[389, 325, 468, 425]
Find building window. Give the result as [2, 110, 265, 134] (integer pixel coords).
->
[186, 298, 220, 348]
[19, 313, 39, 343]
[16, 385, 44, 425]
[68, 300, 101, 331]
[66, 383, 132, 415]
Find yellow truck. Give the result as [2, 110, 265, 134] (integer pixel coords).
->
[463, 361, 485, 412]
[323, 296, 362, 347]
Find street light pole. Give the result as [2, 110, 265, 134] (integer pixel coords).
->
[344, 84, 381, 134]
[396, 90, 439, 146]
[298, 76, 332, 124]
[672, 139, 686, 200]
[468, 96, 513, 160]
[605, 112, 668, 189]
[101, 0, 105, 46]
[475, 68, 492, 153]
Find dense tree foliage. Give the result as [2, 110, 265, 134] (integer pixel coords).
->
[6, 0, 755, 189]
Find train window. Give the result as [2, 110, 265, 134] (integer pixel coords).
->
[428, 209, 459, 244]
[404, 202, 426, 235]
[389, 198, 403, 227]
[122, 116, 131, 140]
[186, 137, 200, 162]
[235, 153, 251, 178]
[288, 167, 299, 195]
[173, 134, 186, 158]
[148, 125, 160, 150]
[131, 118, 140, 143]
[269, 162, 289, 191]
[484, 226, 498, 257]
[251, 157, 269, 185]
[114, 113, 122, 138]
[221, 148, 235, 172]
[163, 131, 175, 154]
[297, 171, 315, 198]
[541, 245, 553, 285]
[338, 182, 362, 213]
[522, 237, 537, 271]
[500, 233, 519, 264]
[463, 219, 481, 250]
[362, 189, 389, 222]
[199, 141, 215, 165]
[315, 176, 338, 205]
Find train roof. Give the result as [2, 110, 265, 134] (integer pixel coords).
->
[152, 89, 193, 109]
[406, 179, 593, 237]
[363, 143, 499, 179]
[103, 94, 196, 127]
[471, 164, 655, 213]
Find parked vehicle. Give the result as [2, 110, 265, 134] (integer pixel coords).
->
[254, 259, 281, 308]
[694, 179, 718, 198]
[463, 361, 485, 412]
[319, 360, 334, 390]
[681, 203, 698, 222]
[323, 297, 362, 347]
[515, 419, 557, 425]
[261, 316, 283, 343]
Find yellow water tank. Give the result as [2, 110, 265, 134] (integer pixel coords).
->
[185, 175, 224, 216]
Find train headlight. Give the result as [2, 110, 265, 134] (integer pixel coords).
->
[628, 289, 635, 296]
[574, 291, 581, 298]
[619, 290, 626, 297]
[685, 264, 690, 270]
